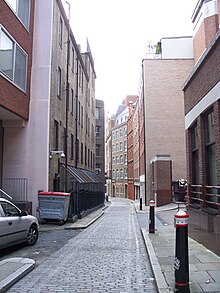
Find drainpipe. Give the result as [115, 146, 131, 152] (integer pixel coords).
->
[142, 60, 147, 205]
[75, 57, 79, 168]
[65, 1, 70, 192]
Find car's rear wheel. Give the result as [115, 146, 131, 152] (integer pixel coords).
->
[26, 225, 38, 246]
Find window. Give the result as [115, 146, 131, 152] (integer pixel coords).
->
[112, 170, 115, 179]
[112, 157, 115, 165]
[81, 143, 83, 164]
[0, 28, 27, 91]
[191, 123, 199, 185]
[120, 129, 123, 137]
[204, 110, 216, 189]
[120, 169, 123, 178]
[76, 139, 79, 162]
[5, 0, 30, 30]
[124, 154, 127, 165]
[124, 140, 127, 151]
[95, 107, 100, 120]
[116, 143, 119, 152]
[116, 169, 119, 179]
[116, 131, 118, 139]
[124, 168, 128, 179]
[54, 120, 59, 150]
[70, 134, 74, 159]
[70, 89, 74, 114]
[88, 149, 90, 167]
[78, 101, 81, 123]
[120, 155, 123, 164]
[120, 142, 123, 151]
[116, 156, 119, 164]
[96, 126, 100, 137]
[81, 106, 83, 126]
[96, 144, 100, 156]
[71, 48, 74, 72]
[63, 128, 67, 155]
[85, 146, 87, 166]
[57, 66, 61, 97]
[58, 17, 63, 46]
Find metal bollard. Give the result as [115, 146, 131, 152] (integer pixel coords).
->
[140, 196, 143, 211]
[149, 200, 155, 233]
[174, 210, 190, 292]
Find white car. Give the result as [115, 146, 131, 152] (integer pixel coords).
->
[0, 198, 39, 249]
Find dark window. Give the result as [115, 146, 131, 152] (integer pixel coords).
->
[58, 17, 63, 46]
[5, 0, 30, 30]
[71, 48, 74, 72]
[191, 123, 199, 185]
[95, 107, 100, 120]
[57, 67, 61, 97]
[95, 126, 100, 137]
[81, 143, 83, 164]
[71, 134, 74, 159]
[96, 144, 100, 156]
[85, 146, 87, 166]
[54, 120, 59, 150]
[204, 109, 217, 202]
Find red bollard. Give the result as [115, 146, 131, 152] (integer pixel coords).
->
[174, 210, 190, 292]
[149, 200, 155, 233]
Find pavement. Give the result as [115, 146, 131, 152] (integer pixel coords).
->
[1, 199, 220, 293]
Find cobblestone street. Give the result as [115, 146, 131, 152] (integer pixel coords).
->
[7, 198, 157, 293]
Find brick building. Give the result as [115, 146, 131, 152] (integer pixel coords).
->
[0, 0, 102, 215]
[140, 37, 194, 205]
[0, 0, 35, 209]
[184, 0, 220, 212]
[108, 95, 138, 198]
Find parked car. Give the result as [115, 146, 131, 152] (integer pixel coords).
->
[0, 198, 39, 249]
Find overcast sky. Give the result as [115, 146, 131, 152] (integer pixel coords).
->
[62, 0, 198, 115]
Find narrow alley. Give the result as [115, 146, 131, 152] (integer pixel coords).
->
[7, 198, 157, 293]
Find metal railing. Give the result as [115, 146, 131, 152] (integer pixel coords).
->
[187, 184, 220, 211]
[0, 178, 28, 201]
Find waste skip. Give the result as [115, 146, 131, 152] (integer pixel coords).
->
[38, 191, 71, 224]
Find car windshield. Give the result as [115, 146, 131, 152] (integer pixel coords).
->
[0, 202, 21, 217]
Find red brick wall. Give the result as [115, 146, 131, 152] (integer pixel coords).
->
[0, 0, 35, 119]
[184, 37, 220, 115]
[193, 14, 219, 63]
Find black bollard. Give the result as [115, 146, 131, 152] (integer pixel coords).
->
[140, 196, 143, 211]
[174, 210, 190, 292]
[149, 200, 155, 233]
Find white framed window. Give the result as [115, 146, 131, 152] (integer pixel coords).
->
[95, 107, 100, 120]
[120, 142, 123, 151]
[5, 0, 30, 30]
[0, 27, 27, 91]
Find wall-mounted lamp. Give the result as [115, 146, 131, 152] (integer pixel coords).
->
[50, 150, 65, 159]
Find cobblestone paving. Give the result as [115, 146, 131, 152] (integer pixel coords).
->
[7, 198, 157, 293]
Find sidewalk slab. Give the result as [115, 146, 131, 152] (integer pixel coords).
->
[0, 258, 35, 293]
[136, 200, 220, 293]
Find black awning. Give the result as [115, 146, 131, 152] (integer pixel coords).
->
[61, 164, 102, 184]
